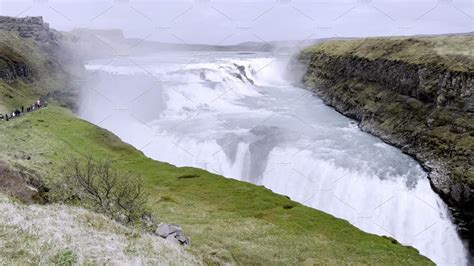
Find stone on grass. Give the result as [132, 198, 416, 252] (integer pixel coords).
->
[155, 222, 190, 246]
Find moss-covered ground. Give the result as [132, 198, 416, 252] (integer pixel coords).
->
[301, 34, 473, 72]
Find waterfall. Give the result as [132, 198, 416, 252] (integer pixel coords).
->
[80, 51, 469, 265]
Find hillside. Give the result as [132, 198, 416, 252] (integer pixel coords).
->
[0, 19, 80, 112]
[0, 16, 433, 264]
[0, 105, 433, 264]
[299, 34, 473, 252]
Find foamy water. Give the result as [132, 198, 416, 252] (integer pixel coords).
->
[80, 51, 469, 265]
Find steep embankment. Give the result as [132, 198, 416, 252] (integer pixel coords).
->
[0, 16, 433, 264]
[299, 35, 473, 242]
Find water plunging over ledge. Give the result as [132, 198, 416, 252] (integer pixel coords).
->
[79, 51, 469, 265]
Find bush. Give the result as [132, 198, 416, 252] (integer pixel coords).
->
[59, 156, 148, 225]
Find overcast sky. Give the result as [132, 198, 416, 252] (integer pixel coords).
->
[0, 0, 472, 44]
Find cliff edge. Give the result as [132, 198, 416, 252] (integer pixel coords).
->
[299, 34, 473, 248]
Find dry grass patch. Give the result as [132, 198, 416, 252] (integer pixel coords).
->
[0, 193, 199, 265]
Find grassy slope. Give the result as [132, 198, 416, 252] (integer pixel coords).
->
[0, 105, 432, 265]
[301, 35, 474, 72]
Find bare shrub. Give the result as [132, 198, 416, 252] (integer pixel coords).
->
[59, 157, 148, 225]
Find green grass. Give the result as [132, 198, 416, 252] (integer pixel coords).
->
[50, 250, 77, 266]
[0, 105, 433, 264]
[301, 35, 474, 72]
[0, 80, 40, 112]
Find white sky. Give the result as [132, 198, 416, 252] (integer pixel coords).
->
[0, 0, 472, 44]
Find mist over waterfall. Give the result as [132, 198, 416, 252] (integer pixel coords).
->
[79, 51, 469, 265]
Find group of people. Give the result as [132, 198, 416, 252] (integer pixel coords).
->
[0, 99, 46, 122]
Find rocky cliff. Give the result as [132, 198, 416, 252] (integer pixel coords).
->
[305, 53, 473, 112]
[298, 35, 474, 247]
[0, 17, 45, 84]
[0, 16, 61, 45]
[0, 41, 34, 83]
[0, 16, 83, 111]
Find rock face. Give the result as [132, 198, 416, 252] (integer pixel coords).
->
[0, 16, 64, 84]
[0, 16, 61, 44]
[298, 36, 474, 249]
[0, 56, 32, 83]
[154, 222, 190, 246]
[308, 54, 474, 112]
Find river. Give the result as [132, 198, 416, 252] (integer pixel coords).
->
[79, 51, 469, 265]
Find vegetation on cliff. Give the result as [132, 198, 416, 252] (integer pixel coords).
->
[300, 35, 473, 72]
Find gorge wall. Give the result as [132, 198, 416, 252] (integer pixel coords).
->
[306, 53, 473, 112]
[298, 35, 474, 244]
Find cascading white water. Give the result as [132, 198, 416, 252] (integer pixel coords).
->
[80, 51, 469, 265]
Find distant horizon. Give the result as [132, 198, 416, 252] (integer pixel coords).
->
[65, 25, 474, 47]
[1, 0, 472, 45]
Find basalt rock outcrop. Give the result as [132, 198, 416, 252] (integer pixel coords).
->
[0, 16, 62, 84]
[298, 36, 474, 248]
[0, 44, 33, 83]
[0, 57, 32, 83]
[306, 54, 474, 112]
[0, 16, 61, 44]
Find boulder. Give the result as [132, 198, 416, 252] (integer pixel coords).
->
[155, 223, 171, 237]
[154, 222, 190, 246]
[155, 222, 180, 237]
